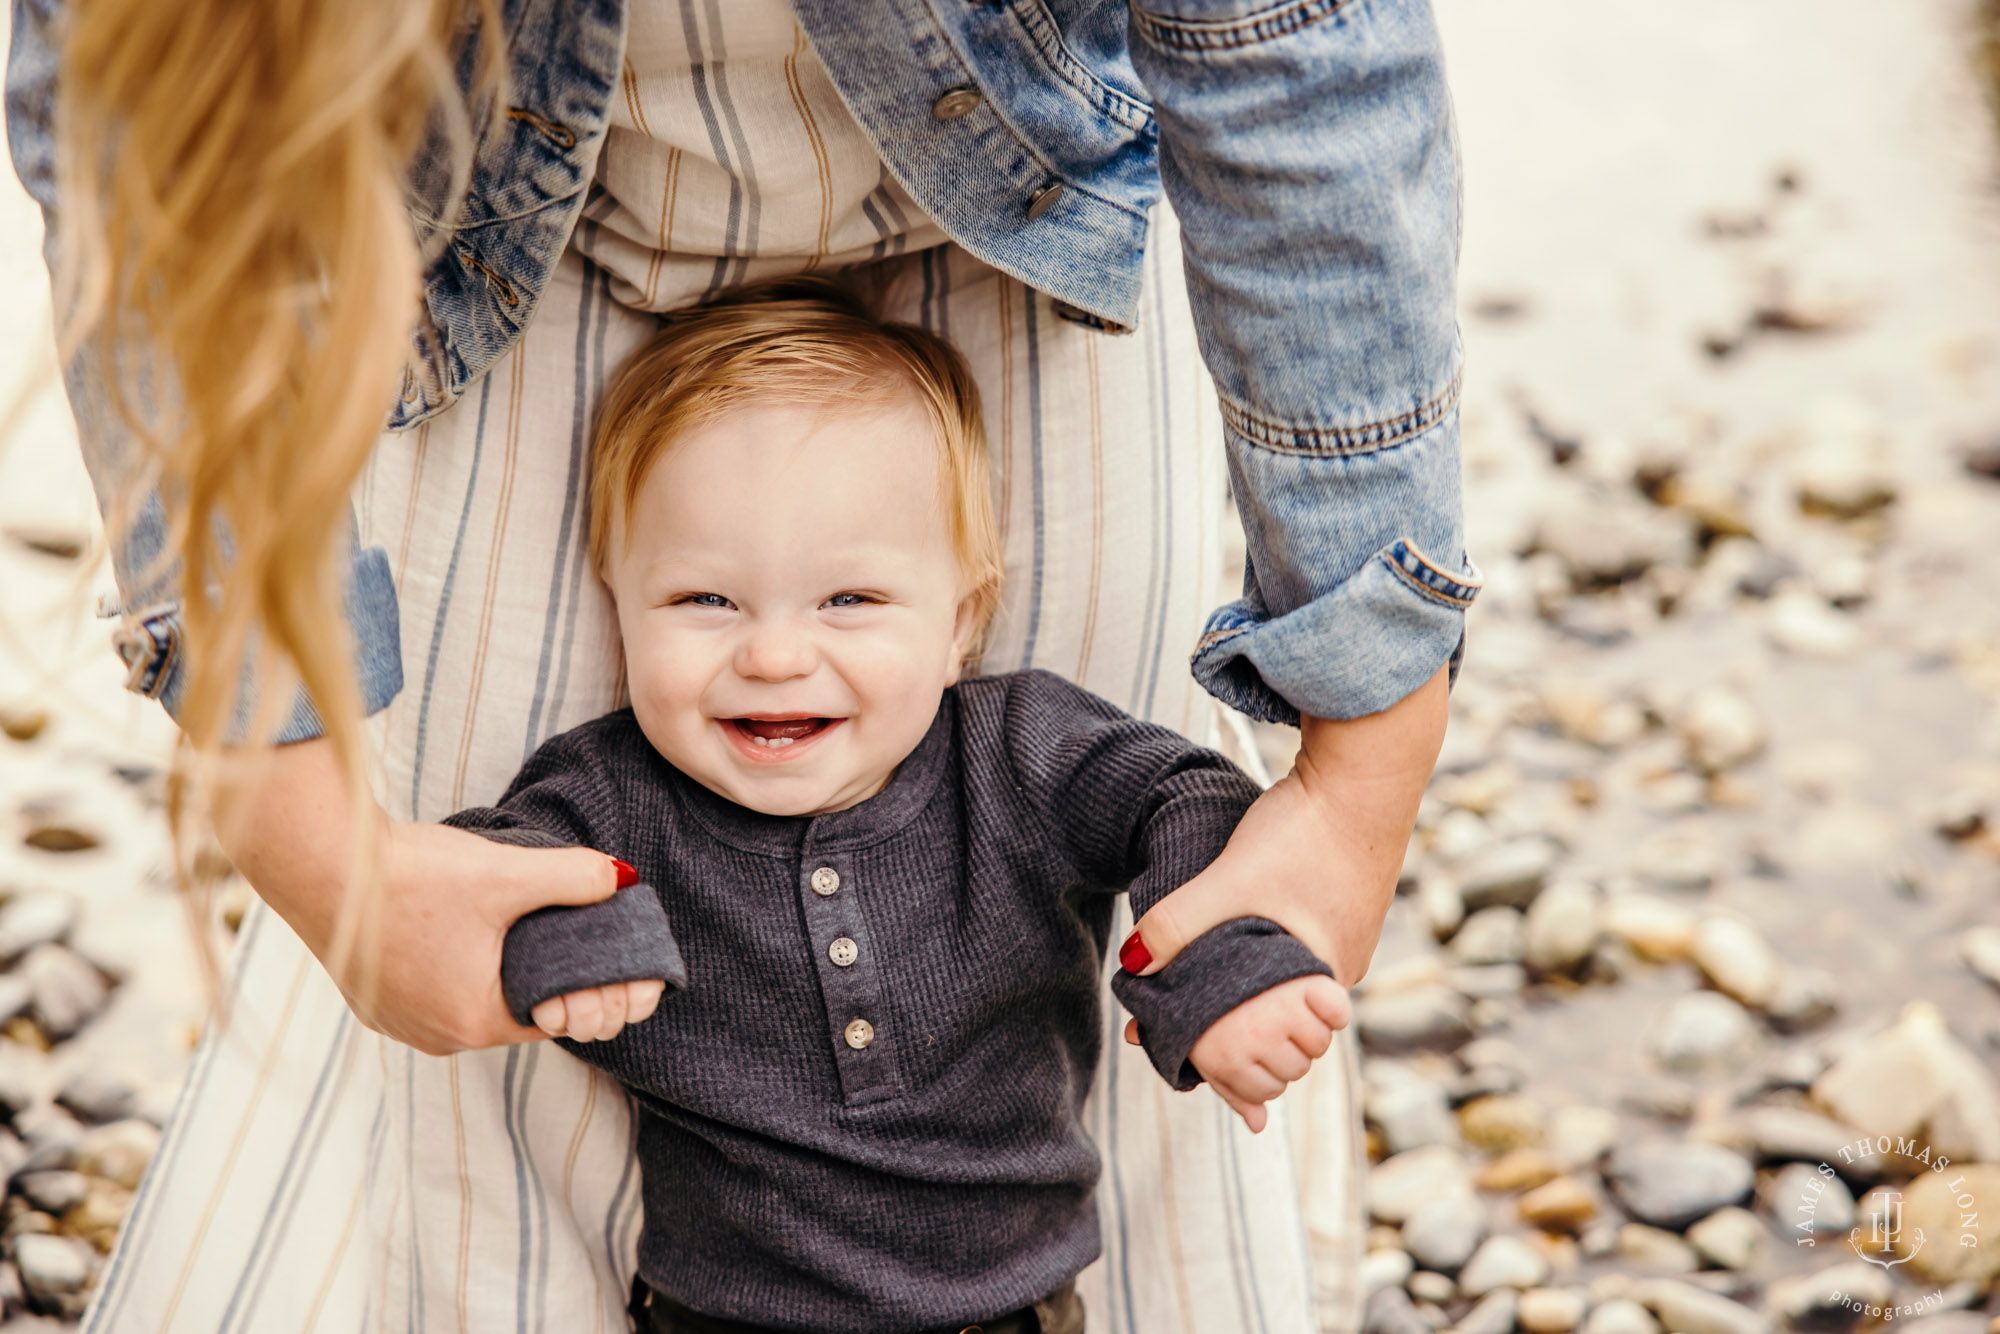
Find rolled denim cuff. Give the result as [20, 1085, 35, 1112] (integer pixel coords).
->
[1112, 916, 1335, 1093]
[109, 544, 404, 744]
[499, 886, 689, 1029]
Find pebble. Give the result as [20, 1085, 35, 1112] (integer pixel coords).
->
[1406, 1270, 1456, 1305]
[1545, 1105, 1622, 1170]
[1368, 1145, 1475, 1225]
[1679, 689, 1764, 775]
[1358, 986, 1475, 1055]
[1811, 1000, 2000, 1164]
[1620, 1078, 1696, 1123]
[1602, 895, 1697, 963]
[1766, 592, 1861, 659]
[0, 1043, 41, 1118]
[1761, 966, 1838, 1034]
[1630, 1278, 1770, 1334]
[19, 827, 99, 856]
[1418, 873, 1466, 940]
[0, 895, 75, 967]
[1458, 1233, 1552, 1297]
[1459, 1094, 1543, 1153]
[1458, 840, 1558, 912]
[64, 1177, 134, 1253]
[1454, 1062, 1525, 1103]
[1793, 431, 1897, 519]
[1760, 1163, 1854, 1236]
[20, 946, 107, 1042]
[1448, 965, 1528, 1001]
[0, 976, 34, 1030]
[1432, 809, 1498, 864]
[1524, 881, 1600, 974]
[72, 1119, 159, 1192]
[1531, 494, 1695, 589]
[1451, 907, 1527, 966]
[1650, 991, 1759, 1072]
[1768, 1262, 1890, 1331]
[1631, 830, 1716, 891]
[12, 1232, 92, 1307]
[1362, 1246, 1418, 1296]
[1961, 925, 2000, 990]
[1476, 1147, 1561, 1193]
[0, 707, 49, 742]
[1460, 1289, 1524, 1334]
[1585, 1299, 1663, 1334]
[1603, 1140, 1754, 1229]
[56, 1070, 136, 1126]
[1367, 1065, 1459, 1155]
[15, 1172, 89, 1221]
[1364, 1283, 1431, 1334]
[1739, 1105, 1879, 1178]
[1893, 1164, 2000, 1284]
[1519, 1287, 1589, 1334]
[1683, 1207, 1765, 1272]
[1401, 1195, 1487, 1274]
[1690, 916, 1781, 1009]
[1516, 1175, 1598, 1233]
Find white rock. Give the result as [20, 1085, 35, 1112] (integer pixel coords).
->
[1460, 1289, 1524, 1334]
[1367, 1065, 1459, 1155]
[1769, 1261, 1891, 1330]
[1631, 829, 1716, 890]
[1961, 926, 2000, 991]
[1458, 1233, 1552, 1297]
[1357, 986, 1476, 1055]
[1451, 907, 1527, 966]
[1367, 1144, 1474, 1225]
[1401, 1194, 1489, 1274]
[1532, 494, 1695, 589]
[1459, 840, 1559, 912]
[21, 944, 108, 1041]
[1631, 1278, 1770, 1334]
[1525, 881, 1601, 974]
[12, 1232, 92, 1302]
[1605, 1140, 1755, 1229]
[0, 892, 77, 964]
[1362, 1246, 1418, 1297]
[1519, 1287, 1590, 1334]
[1584, 1299, 1662, 1334]
[1679, 688, 1765, 775]
[1811, 1000, 2000, 1164]
[1761, 1163, 1854, 1238]
[1650, 991, 1760, 1072]
[1546, 1105, 1622, 1171]
[1603, 893, 1698, 962]
[1431, 809, 1498, 864]
[1419, 873, 1466, 940]
[1764, 966, 1840, 1034]
[1690, 916, 1782, 1009]
[1684, 1206, 1766, 1272]
[1766, 592, 1861, 659]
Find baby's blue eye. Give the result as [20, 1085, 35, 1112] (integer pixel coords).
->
[686, 593, 731, 608]
[825, 593, 871, 608]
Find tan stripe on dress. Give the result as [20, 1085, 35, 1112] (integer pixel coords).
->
[995, 278, 1015, 550]
[1152, 1081, 1202, 1334]
[450, 1055, 473, 1334]
[396, 422, 433, 586]
[1073, 335, 1105, 687]
[563, 1071, 608, 1334]
[448, 353, 527, 809]
[296, 1027, 369, 1333]
[644, 147, 684, 307]
[781, 24, 834, 269]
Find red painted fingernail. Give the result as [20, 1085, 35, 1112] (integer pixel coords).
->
[611, 859, 638, 889]
[1118, 929, 1152, 974]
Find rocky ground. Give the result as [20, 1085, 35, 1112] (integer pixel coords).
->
[4, 0, 2000, 1329]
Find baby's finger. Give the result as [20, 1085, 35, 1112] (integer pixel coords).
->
[1211, 1082, 1269, 1135]
[1256, 1042, 1311, 1085]
[531, 995, 569, 1038]
[1300, 976, 1352, 1032]
[1287, 1004, 1337, 1062]
[1217, 1063, 1285, 1105]
[625, 980, 666, 1026]
[596, 982, 630, 1040]
[1124, 1017, 1142, 1047]
[564, 987, 605, 1042]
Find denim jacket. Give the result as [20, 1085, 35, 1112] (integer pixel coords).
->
[7, 0, 1477, 734]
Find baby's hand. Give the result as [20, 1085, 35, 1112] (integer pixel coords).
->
[1144, 975, 1349, 1134]
[531, 980, 667, 1042]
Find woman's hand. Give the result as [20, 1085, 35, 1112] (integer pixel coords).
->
[213, 737, 628, 1055]
[1121, 665, 1450, 993]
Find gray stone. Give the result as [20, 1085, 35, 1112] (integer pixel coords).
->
[9, 1105, 79, 1160]
[1739, 1106, 1881, 1179]
[55, 1071, 134, 1126]
[1433, 809, 1498, 864]
[1546, 1105, 1621, 1170]
[1632, 830, 1716, 891]
[13, 1170, 86, 1216]
[10, 1233, 91, 1305]
[1458, 1233, 1551, 1297]
[1459, 840, 1559, 912]
[0, 981, 31, 1031]
[1519, 1288, 1589, 1334]
[1766, 593, 1860, 659]
[1524, 881, 1600, 974]
[1364, 1283, 1432, 1334]
[1448, 965, 1528, 1000]
[1362, 1246, 1417, 1297]
[1407, 1271, 1456, 1305]
[1367, 1145, 1474, 1226]
[1459, 1289, 1524, 1334]
[1585, 1299, 1663, 1334]
[1358, 986, 1476, 1055]
[1401, 1194, 1488, 1274]
[0, 897, 74, 967]
[1419, 874, 1466, 940]
[1960, 926, 2000, 991]
[20, 947, 106, 1042]
[1531, 494, 1695, 589]
[1690, 917, 1782, 1009]
[1604, 1140, 1754, 1229]
[1620, 1078, 1696, 1123]
[1763, 968, 1839, 1034]
[1650, 992, 1759, 1072]
[1761, 1164, 1854, 1239]
[1684, 1207, 1766, 1272]
[1451, 907, 1527, 966]
[1768, 1262, 1890, 1332]
[1368, 1066, 1459, 1156]
[73, 1119, 160, 1192]
[1631, 1279, 1770, 1334]
[0, 1047, 40, 1119]
[1811, 1000, 2000, 1164]
[1679, 689, 1765, 775]
[1615, 1224, 1702, 1273]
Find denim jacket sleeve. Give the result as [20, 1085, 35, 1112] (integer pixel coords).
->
[1130, 0, 1480, 725]
[5, 0, 403, 741]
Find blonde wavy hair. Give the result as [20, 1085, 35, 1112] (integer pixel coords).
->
[53, 0, 497, 985]
[590, 278, 1006, 659]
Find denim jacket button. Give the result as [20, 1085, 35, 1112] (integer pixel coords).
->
[1025, 183, 1064, 221]
[930, 87, 982, 120]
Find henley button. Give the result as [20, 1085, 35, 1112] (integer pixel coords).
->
[930, 87, 982, 120]
[810, 867, 840, 896]
[829, 937, 859, 967]
[844, 1018, 875, 1049]
[1025, 182, 1064, 221]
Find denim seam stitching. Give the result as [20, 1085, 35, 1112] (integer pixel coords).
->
[1217, 368, 1463, 457]
[1131, 0, 1354, 55]
[1192, 625, 1251, 655]
[1382, 542, 1482, 608]
[1006, 0, 1158, 134]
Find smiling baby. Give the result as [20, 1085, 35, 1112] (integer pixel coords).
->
[443, 278, 1347, 1334]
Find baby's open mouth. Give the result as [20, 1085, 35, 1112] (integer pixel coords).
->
[729, 717, 835, 750]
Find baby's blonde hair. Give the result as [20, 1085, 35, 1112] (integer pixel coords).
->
[590, 277, 1005, 653]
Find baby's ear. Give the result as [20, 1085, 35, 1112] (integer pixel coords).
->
[947, 589, 984, 682]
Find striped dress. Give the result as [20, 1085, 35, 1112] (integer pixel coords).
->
[81, 3, 1369, 1331]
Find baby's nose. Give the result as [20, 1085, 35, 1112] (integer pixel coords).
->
[733, 619, 817, 681]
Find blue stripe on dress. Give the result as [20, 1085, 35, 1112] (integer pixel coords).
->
[409, 374, 495, 814]
[604, 1090, 642, 1285]
[679, 0, 742, 303]
[1222, 1103, 1272, 1334]
[1019, 290, 1045, 668]
[701, 0, 760, 289]
[1142, 240, 1174, 721]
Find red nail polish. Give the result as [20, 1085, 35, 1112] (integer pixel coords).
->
[611, 859, 638, 889]
[1118, 929, 1152, 974]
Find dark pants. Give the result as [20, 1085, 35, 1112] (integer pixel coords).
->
[630, 1277, 1086, 1334]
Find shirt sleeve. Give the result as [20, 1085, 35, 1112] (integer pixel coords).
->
[1129, 0, 1480, 725]
[443, 729, 687, 1027]
[6, 0, 403, 743]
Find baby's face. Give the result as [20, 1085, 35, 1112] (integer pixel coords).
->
[605, 396, 981, 817]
